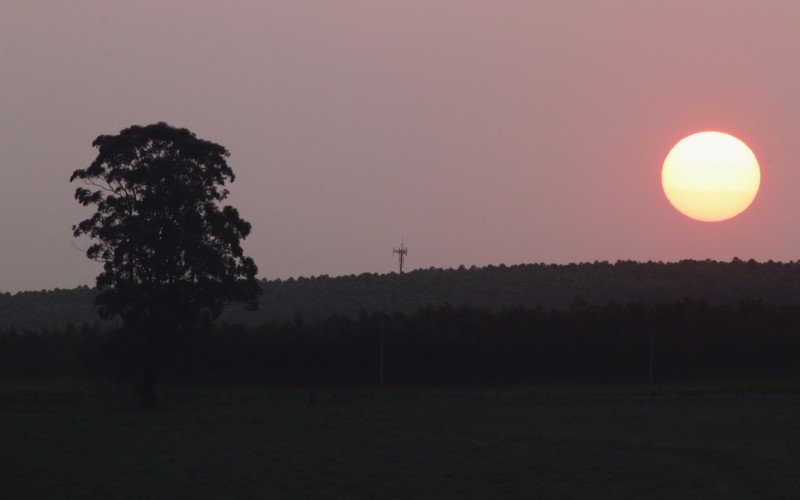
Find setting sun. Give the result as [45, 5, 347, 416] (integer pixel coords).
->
[662, 131, 761, 222]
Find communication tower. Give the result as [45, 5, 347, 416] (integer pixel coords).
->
[393, 239, 408, 273]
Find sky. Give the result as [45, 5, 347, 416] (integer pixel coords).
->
[2, 0, 800, 292]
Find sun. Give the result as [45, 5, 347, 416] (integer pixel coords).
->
[662, 131, 760, 222]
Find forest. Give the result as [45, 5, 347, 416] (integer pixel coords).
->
[4, 258, 800, 331]
[4, 298, 800, 386]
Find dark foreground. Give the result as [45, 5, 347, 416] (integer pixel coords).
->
[3, 381, 800, 498]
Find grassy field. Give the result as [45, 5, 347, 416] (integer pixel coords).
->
[3, 380, 800, 498]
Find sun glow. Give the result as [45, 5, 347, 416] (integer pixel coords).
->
[661, 131, 760, 222]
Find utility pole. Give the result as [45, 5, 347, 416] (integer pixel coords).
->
[648, 330, 656, 386]
[379, 316, 384, 396]
[393, 239, 408, 273]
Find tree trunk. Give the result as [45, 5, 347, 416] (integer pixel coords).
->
[139, 324, 159, 410]
[140, 365, 158, 409]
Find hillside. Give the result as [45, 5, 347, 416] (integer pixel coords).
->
[3, 259, 800, 330]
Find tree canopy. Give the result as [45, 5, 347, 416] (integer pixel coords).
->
[70, 122, 260, 405]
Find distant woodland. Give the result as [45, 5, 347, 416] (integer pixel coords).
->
[3, 299, 800, 385]
[4, 259, 800, 386]
[3, 259, 800, 331]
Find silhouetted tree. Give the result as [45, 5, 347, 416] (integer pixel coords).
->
[70, 122, 260, 407]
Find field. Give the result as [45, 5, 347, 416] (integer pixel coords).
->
[3, 380, 800, 498]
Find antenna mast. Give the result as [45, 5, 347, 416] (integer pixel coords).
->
[393, 239, 408, 273]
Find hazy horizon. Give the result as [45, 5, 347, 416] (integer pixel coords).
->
[3, 1, 800, 292]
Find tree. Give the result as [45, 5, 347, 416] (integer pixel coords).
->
[70, 122, 261, 407]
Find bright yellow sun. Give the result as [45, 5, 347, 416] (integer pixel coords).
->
[661, 131, 761, 222]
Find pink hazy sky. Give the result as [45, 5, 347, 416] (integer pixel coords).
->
[2, 1, 800, 292]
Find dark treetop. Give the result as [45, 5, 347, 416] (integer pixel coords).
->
[70, 122, 260, 328]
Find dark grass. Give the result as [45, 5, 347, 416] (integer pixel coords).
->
[3, 380, 800, 498]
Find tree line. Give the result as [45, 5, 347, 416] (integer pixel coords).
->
[5, 259, 800, 331]
[3, 299, 800, 386]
